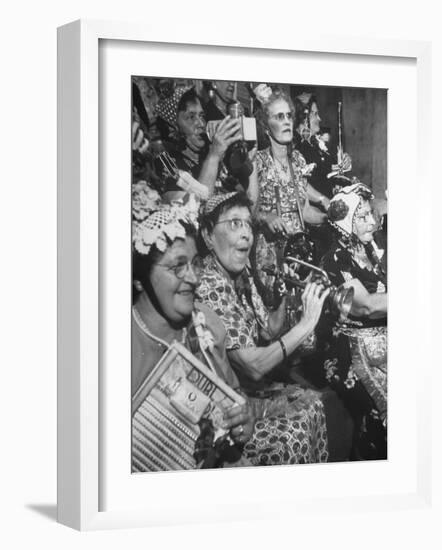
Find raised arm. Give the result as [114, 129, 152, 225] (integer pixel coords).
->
[198, 116, 241, 194]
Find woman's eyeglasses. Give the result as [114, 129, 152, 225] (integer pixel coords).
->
[155, 256, 204, 279]
[214, 218, 253, 232]
[355, 210, 375, 224]
[270, 112, 294, 122]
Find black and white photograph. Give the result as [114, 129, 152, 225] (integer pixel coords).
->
[131, 77, 388, 472]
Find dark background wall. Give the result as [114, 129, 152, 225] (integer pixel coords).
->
[291, 85, 387, 199]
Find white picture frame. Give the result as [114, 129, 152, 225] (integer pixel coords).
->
[57, 19, 432, 531]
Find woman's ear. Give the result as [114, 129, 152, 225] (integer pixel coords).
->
[201, 227, 213, 251]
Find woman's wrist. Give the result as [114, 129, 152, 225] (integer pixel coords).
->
[289, 317, 315, 343]
[208, 145, 223, 162]
[319, 196, 329, 209]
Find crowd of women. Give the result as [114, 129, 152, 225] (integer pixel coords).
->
[131, 78, 388, 472]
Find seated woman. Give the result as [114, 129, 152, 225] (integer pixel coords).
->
[251, 88, 329, 301]
[197, 191, 331, 464]
[132, 195, 328, 470]
[321, 183, 387, 459]
[155, 87, 245, 201]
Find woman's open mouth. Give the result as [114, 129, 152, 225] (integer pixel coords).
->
[177, 287, 195, 297]
[235, 246, 250, 258]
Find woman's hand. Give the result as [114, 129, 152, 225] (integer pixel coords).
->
[302, 162, 317, 177]
[263, 212, 289, 235]
[223, 401, 255, 445]
[299, 282, 330, 332]
[333, 152, 352, 173]
[209, 116, 242, 160]
[132, 121, 149, 154]
[341, 152, 352, 171]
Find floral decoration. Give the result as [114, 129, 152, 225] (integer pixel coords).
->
[132, 180, 161, 221]
[343, 368, 358, 389]
[253, 83, 273, 104]
[192, 310, 215, 352]
[328, 198, 349, 223]
[324, 358, 339, 383]
[132, 193, 200, 256]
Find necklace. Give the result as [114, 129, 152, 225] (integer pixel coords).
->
[273, 155, 289, 174]
[132, 306, 187, 349]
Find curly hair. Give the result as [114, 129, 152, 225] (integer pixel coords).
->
[255, 88, 295, 132]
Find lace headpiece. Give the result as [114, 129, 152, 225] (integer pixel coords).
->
[328, 182, 373, 238]
[132, 188, 199, 255]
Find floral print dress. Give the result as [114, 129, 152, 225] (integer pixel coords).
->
[196, 254, 329, 465]
[321, 239, 387, 459]
[254, 148, 309, 302]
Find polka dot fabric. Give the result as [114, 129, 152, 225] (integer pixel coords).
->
[203, 191, 238, 216]
[155, 87, 189, 128]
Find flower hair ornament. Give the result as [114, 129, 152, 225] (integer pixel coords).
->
[327, 182, 373, 239]
[132, 193, 200, 255]
[132, 180, 162, 221]
[253, 83, 273, 105]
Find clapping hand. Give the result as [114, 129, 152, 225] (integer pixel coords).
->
[300, 281, 330, 332]
[209, 116, 242, 160]
[264, 212, 289, 236]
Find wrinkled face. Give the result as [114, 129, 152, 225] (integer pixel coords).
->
[214, 81, 235, 103]
[176, 99, 207, 152]
[267, 99, 294, 144]
[205, 206, 253, 275]
[309, 102, 321, 135]
[353, 200, 376, 244]
[148, 236, 200, 323]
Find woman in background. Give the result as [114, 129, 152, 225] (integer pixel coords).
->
[251, 89, 329, 300]
[155, 87, 244, 201]
[321, 183, 387, 459]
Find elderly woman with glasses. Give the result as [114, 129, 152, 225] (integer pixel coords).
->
[132, 196, 259, 471]
[250, 88, 330, 304]
[196, 191, 333, 465]
[132, 188, 332, 470]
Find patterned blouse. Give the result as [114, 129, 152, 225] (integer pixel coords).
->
[256, 147, 308, 234]
[196, 254, 269, 350]
[321, 238, 387, 329]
